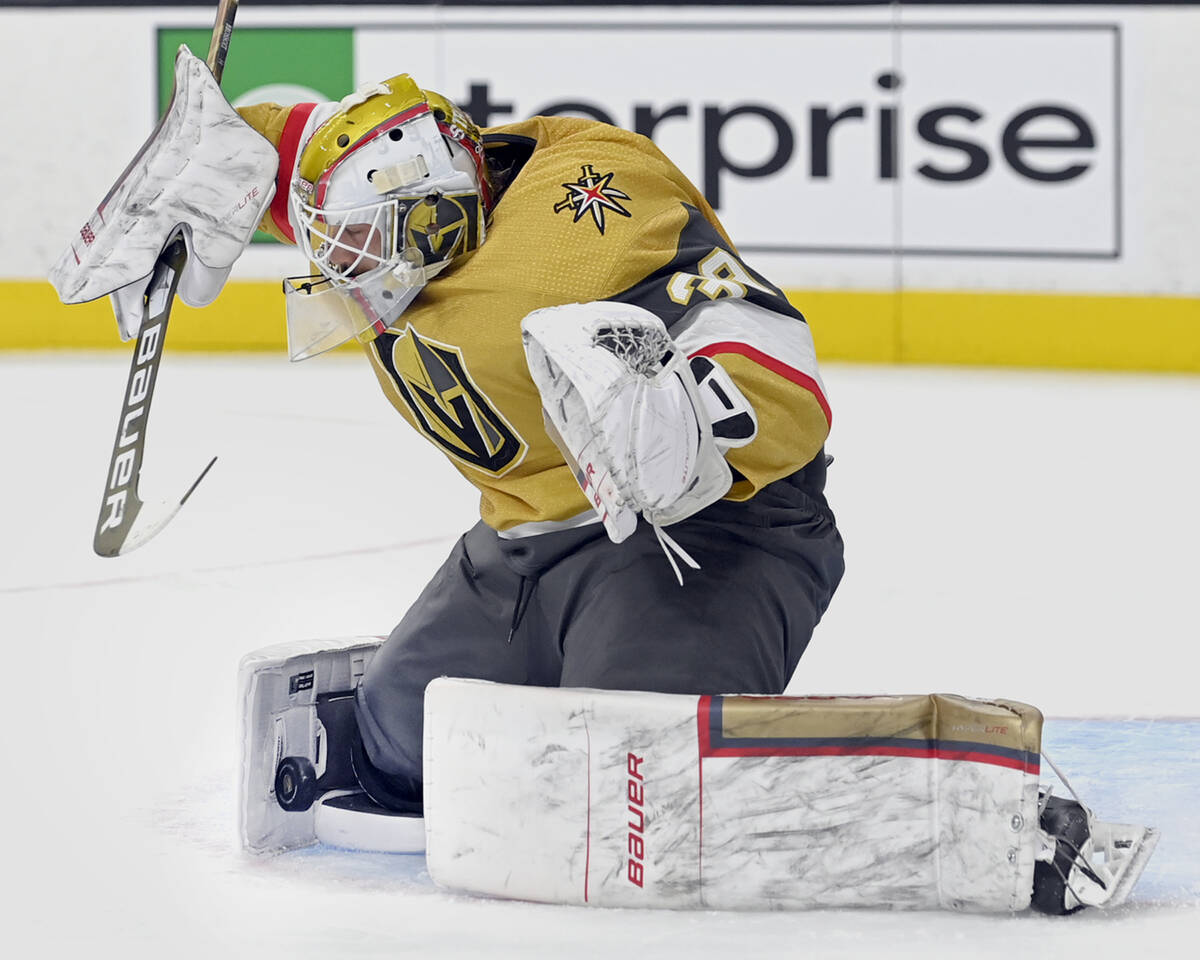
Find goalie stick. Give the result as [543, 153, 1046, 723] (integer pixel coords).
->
[91, 0, 240, 557]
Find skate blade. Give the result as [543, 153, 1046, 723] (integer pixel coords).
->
[1103, 825, 1160, 908]
[1075, 822, 1160, 909]
[314, 791, 426, 854]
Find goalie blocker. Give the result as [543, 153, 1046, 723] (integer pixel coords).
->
[239, 641, 1156, 913]
[49, 45, 278, 338]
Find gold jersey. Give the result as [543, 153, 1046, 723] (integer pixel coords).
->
[239, 107, 831, 533]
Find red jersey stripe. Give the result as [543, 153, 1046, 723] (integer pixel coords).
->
[688, 340, 832, 427]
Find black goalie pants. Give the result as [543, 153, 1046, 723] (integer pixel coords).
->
[353, 456, 845, 810]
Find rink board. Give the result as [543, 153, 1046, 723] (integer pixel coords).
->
[9, 281, 1200, 372]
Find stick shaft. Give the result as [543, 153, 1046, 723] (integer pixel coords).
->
[206, 0, 240, 83]
[93, 237, 188, 557]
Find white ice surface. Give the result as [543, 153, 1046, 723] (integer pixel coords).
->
[2, 351, 1197, 957]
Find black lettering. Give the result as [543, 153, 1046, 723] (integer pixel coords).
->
[916, 106, 990, 182]
[535, 101, 617, 126]
[875, 73, 902, 181]
[1002, 105, 1095, 182]
[809, 106, 865, 179]
[634, 102, 689, 141]
[703, 103, 794, 209]
[879, 106, 898, 181]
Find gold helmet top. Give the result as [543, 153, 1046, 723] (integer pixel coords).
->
[295, 75, 493, 214]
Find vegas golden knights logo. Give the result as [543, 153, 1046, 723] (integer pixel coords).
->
[372, 326, 526, 476]
[403, 192, 483, 267]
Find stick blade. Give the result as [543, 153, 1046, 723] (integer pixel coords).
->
[93, 456, 217, 557]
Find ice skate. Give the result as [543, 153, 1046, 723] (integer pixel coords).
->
[1031, 791, 1160, 914]
[239, 637, 427, 855]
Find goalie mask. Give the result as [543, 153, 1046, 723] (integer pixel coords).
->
[284, 75, 493, 361]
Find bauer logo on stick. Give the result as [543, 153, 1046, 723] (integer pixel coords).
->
[98, 320, 163, 537]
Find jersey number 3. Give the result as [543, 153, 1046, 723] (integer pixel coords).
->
[666, 248, 775, 306]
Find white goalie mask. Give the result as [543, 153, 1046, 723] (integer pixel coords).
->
[284, 76, 493, 361]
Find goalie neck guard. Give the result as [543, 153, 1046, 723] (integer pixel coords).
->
[284, 75, 494, 361]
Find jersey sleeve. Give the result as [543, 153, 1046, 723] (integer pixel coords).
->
[605, 202, 831, 500]
[236, 101, 325, 245]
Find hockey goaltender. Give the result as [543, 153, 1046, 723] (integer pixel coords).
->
[50, 46, 1156, 914]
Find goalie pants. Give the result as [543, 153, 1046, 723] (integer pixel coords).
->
[354, 454, 844, 810]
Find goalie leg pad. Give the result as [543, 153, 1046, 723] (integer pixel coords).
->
[424, 680, 1048, 911]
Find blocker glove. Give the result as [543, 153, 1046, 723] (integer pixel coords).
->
[49, 46, 279, 339]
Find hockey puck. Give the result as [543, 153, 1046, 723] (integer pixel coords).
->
[275, 756, 318, 812]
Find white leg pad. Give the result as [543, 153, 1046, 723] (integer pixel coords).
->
[423, 680, 1046, 911]
[237, 637, 383, 855]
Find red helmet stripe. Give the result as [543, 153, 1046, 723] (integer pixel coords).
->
[272, 102, 318, 244]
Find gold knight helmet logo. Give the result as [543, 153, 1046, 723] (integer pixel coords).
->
[404, 192, 484, 266]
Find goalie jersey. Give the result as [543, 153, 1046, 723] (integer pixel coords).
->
[240, 106, 832, 535]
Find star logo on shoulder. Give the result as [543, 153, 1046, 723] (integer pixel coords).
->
[554, 164, 632, 235]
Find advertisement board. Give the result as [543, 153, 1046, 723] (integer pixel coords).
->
[362, 21, 1120, 260]
[2, 3, 1197, 369]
